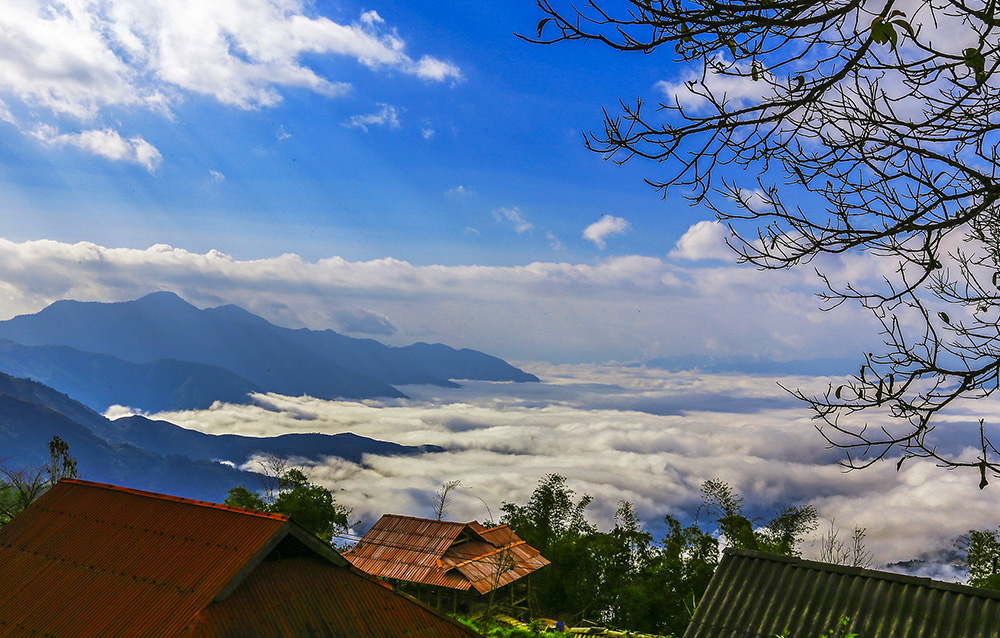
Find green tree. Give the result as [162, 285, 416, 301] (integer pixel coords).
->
[501, 474, 599, 620]
[700, 479, 817, 556]
[226, 466, 349, 543]
[958, 528, 1000, 590]
[527, 0, 1000, 484]
[0, 436, 79, 525]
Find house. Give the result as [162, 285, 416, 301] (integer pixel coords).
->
[684, 548, 1000, 638]
[343, 514, 549, 613]
[0, 479, 480, 638]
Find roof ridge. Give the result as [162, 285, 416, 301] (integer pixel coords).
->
[724, 548, 998, 600]
[450, 540, 527, 569]
[381, 513, 466, 526]
[59, 479, 289, 522]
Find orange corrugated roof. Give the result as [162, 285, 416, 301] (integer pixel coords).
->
[0, 479, 478, 638]
[343, 514, 549, 593]
[0, 479, 290, 638]
[181, 556, 480, 638]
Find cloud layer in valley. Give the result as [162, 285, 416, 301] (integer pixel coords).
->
[145, 363, 1000, 570]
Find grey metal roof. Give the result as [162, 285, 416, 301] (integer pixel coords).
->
[684, 548, 1000, 638]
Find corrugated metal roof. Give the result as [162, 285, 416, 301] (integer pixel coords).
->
[181, 556, 481, 638]
[344, 514, 549, 593]
[0, 480, 480, 638]
[0, 479, 290, 638]
[684, 548, 1000, 638]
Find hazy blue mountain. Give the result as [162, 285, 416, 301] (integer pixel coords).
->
[393, 342, 540, 382]
[0, 391, 253, 502]
[0, 292, 405, 401]
[114, 415, 443, 466]
[0, 340, 261, 412]
[0, 371, 440, 502]
[642, 354, 858, 377]
[0, 292, 538, 407]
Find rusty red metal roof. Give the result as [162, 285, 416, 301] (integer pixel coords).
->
[344, 514, 549, 594]
[0, 480, 479, 638]
[181, 556, 480, 638]
[0, 479, 290, 638]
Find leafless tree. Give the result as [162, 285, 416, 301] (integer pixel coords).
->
[526, 0, 1000, 485]
[0, 436, 79, 524]
[432, 479, 463, 520]
[818, 520, 874, 568]
[256, 452, 287, 505]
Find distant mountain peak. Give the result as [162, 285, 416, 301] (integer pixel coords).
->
[0, 292, 538, 411]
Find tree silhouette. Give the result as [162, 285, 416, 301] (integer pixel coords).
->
[527, 0, 1000, 485]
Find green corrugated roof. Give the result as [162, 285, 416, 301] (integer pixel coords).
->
[684, 548, 1000, 638]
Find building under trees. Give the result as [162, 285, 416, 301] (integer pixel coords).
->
[343, 513, 550, 616]
[0, 479, 480, 638]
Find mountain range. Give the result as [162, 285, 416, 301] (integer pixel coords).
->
[0, 370, 438, 502]
[0, 291, 538, 412]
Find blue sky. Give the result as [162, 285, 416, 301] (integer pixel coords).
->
[0, 1, 680, 262]
[0, 0, 880, 363]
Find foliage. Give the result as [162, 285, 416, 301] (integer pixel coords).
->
[700, 479, 817, 556]
[957, 528, 1000, 590]
[451, 616, 544, 638]
[226, 466, 349, 543]
[500, 474, 815, 635]
[776, 615, 859, 638]
[501, 473, 601, 621]
[0, 436, 79, 525]
[527, 0, 1000, 483]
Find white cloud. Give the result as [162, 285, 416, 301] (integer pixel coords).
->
[32, 126, 162, 172]
[546, 232, 564, 251]
[0, 237, 883, 363]
[738, 188, 770, 213]
[656, 57, 774, 113]
[0, 1, 459, 158]
[421, 128, 435, 140]
[446, 185, 467, 198]
[493, 207, 534, 234]
[359, 10, 384, 26]
[0, 99, 16, 125]
[343, 103, 401, 132]
[209, 170, 225, 182]
[583, 214, 631, 249]
[148, 363, 1000, 569]
[411, 55, 461, 82]
[276, 126, 291, 141]
[334, 308, 397, 336]
[670, 220, 731, 261]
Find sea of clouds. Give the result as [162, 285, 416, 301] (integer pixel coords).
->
[147, 362, 999, 579]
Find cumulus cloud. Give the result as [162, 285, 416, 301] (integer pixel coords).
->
[32, 126, 162, 171]
[584, 215, 631, 249]
[0, 236, 884, 363]
[0, 1, 459, 158]
[343, 103, 402, 132]
[493, 207, 534, 234]
[334, 308, 397, 336]
[412, 56, 462, 82]
[149, 363, 997, 569]
[670, 220, 732, 261]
